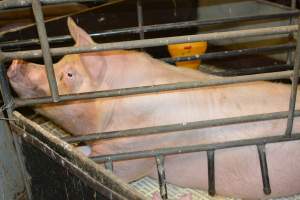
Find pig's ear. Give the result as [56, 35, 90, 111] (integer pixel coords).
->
[67, 17, 94, 46]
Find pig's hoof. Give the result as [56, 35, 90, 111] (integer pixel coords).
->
[151, 192, 192, 200]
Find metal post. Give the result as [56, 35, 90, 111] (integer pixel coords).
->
[257, 145, 271, 195]
[207, 150, 215, 196]
[155, 155, 168, 200]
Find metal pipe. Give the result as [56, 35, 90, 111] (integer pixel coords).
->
[136, 0, 144, 40]
[1, 12, 299, 50]
[32, 0, 60, 102]
[257, 144, 271, 195]
[91, 133, 300, 163]
[207, 150, 215, 196]
[63, 110, 300, 144]
[0, 0, 107, 10]
[3, 25, 298, 60]
[155, 155, 167, 200]
[285, 17, 300, 136]
[162, 44, 296, 63]
[14, 70, 295, 107]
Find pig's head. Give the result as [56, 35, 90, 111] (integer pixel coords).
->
[7, 17, 106, 98]
[6, 18, 108, 135]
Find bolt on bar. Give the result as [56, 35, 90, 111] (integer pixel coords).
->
[207, 150, 215, 196]
[2, 25, 298, 60]
[64, 110, 300, 144]
[91, 133, 300, 163]
[1, 12, 299, 49]
[0, 0, 107, 9]
[14, 70, 296, 108]
[257, 144, 271, 195]
[32, 0, 60, 102]
[285, 17, 300, 136]
[104, 161, 113, 172]
[155, 155, 167, 200]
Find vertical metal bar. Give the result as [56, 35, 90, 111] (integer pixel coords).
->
[207, 150, 215, 196]
[257, 145, 271, 195]
[286, 0, 297, 65]
[31, 0, 59, 102]
[104, 161, 113, 200]
[104, 161, 114, 172]
[285, 17, 300, 136]
[136, 0, 144, 40]
[155, 155, 168, 200]
[0, 61, 33, 199]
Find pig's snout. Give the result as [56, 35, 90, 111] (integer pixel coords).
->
[7, 59, 24, 81]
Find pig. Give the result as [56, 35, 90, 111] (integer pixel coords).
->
[7, 17, 300, 199]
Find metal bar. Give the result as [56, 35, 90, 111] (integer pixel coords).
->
[14, 70, 295, 107]
[1, 12, 299, 50]
[291, 0, 297, 8]
[104, 161, 114, 172]
[136, 0, 144, 40]
[0, 0, 107, 10]
[285, 17, 300, 136]
[207, 150, 215, 196]
[32, 0, 59, 102]
[91, 133, 300, 163]
[162, 44, 296, 63]
[155, 155, 168, 200]
[3, 25, 298, 60]
[257, 144, 271, 195]
[256, 0, 294, 10]
[201, 64, 293, 77]
[63, 110, 300, 144]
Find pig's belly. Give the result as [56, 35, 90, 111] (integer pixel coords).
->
[93, 119, 300, 199]
[102, 140, 300, 199]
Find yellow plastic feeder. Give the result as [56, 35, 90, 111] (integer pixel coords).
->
[168, 41, 208, 69]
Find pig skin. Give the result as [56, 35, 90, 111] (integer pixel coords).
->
[7, 18, 300, 199]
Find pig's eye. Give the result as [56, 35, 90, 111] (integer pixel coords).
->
[67, 73, 73, 77]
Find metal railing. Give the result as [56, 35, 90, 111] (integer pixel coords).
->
[1, 0, 300, 199]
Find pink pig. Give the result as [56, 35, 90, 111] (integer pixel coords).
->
[7, 18, 300, 199]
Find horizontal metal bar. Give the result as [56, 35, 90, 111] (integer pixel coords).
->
[0, 0, 107, 10]
[91, 133, 300, 163]
[162, 44, 296, 63]
[3, 25, 298, 60]
[14, 70, 294, 108]
[257, 144, 271, 195]
[1, 12, 299, 49]
[63, 110, 300, 143]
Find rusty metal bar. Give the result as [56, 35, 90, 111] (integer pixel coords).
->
[14, 70, 295, 107]
[32, 0, 60, 102]
[64, 110, 300, 144]
[285, 17, 300, 136]
[207, 150, 215, 196]
[155, 155, 168, 200]
[3, 25, 298, 60]
[91, 133, 300, 163]
[257, 144, 271, 195]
